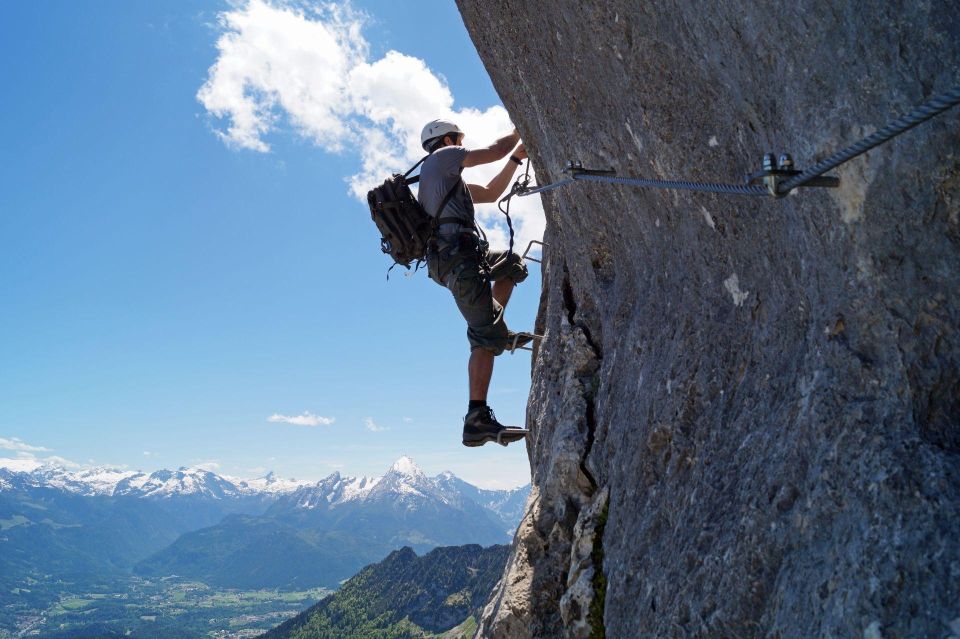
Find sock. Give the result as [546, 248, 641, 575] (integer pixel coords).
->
[468, 399, 487, 411]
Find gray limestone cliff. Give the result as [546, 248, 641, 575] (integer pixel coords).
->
[456, 2, 960, 637]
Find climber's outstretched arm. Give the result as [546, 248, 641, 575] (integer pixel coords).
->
[462, 129, 521, 168]
[468, 144, 527, 204]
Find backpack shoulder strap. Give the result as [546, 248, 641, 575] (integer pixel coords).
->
[434, 178, 462, 218]
[403, 155, 428, 185]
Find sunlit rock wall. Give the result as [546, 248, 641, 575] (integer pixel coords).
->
[457, 2, 960, 637]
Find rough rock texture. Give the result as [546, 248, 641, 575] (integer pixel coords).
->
[458, 2, 960, 638]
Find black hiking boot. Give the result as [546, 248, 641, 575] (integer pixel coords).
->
[462, 406, 528, 447]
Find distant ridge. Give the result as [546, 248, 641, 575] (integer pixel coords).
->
[262, 544, 509, 639]
[0, 462, 313, 499]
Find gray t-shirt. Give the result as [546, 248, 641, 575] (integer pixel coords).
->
[417, 146, 475, 239]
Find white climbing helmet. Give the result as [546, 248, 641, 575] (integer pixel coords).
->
[420, 119, 463, 150]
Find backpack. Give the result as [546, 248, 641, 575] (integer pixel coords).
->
[367, 156, 461, 273]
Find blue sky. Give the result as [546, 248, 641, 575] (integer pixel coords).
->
[0, 0, 541, 488]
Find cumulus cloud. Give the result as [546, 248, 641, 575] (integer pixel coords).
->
[192, 460, 222, 472]
[0, 436, 52, 453]
[364, 417, 387, 432]
[268, 411, 336, 427]
[42, 455, 83, 469]
[198, 0, 544, 250]
[0, 437, 87, 472]
[0, 458, 40, 472]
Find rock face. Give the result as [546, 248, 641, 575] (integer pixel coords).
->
[457, 2, 960, 637]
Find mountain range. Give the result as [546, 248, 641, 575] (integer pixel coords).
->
[133, 457, 527, 589]
[0, 457, 528, 609]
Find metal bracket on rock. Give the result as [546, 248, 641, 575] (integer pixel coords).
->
[508, 332, 543, 354]
[564, 160, 617, 178]
[744, 153, 839, 197]
[521, 239, 546, 264]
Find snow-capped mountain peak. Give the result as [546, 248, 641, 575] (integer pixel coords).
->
[111, 467, 249, 499]
[274, 457, 459, 513]
[285, 472, 382, 510]
[23, 465, 139, 496]
[388, 455, 425, 479]
[231, 471, 312, 495]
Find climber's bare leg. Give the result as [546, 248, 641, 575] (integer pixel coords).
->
[492, 279, 514, 308]
[469, 347, 494, 401]
[468, 279, 520, 402]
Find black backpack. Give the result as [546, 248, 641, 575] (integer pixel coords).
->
[366, 156, 461, 273]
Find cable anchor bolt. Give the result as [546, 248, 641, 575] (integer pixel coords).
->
[746, 152, 839, 197]
[564, 160, 617, 178]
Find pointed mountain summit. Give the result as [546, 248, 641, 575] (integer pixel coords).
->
[367, 455, 434, 503]
[387, 455, 425, 479]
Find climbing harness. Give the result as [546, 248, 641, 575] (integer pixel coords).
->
[502, 85, 960, 202]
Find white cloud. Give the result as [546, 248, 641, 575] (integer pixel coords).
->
[143, 451, 153, 457]
[193, 460, 221, 472]
[0, 436, 52, 453]
[42, 455, 83, 469]
[268, 411, 335, 427]
[402, 417, 413, 423]
[0, 457, 42, 472]
[364, 417, 387, 432]
[0, 437, 82, 472]
[198, 0, 544, 250]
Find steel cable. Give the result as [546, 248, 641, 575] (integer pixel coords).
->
[778, 85, 960, 193]
[571, 173, 768, 196]
[509, 85, 959, 201]
[516, 178, 575, 196]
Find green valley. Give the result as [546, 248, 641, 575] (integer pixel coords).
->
[1, 577, 331, 639]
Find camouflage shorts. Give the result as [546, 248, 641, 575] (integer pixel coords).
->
[427, 237, 528, 355]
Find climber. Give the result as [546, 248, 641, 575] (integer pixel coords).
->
[418, 119, 532, 447]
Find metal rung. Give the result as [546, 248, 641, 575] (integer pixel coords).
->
[521, 240, 545, 264]
[495, 428, 529, 446]
[508, 332, 544, 353]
